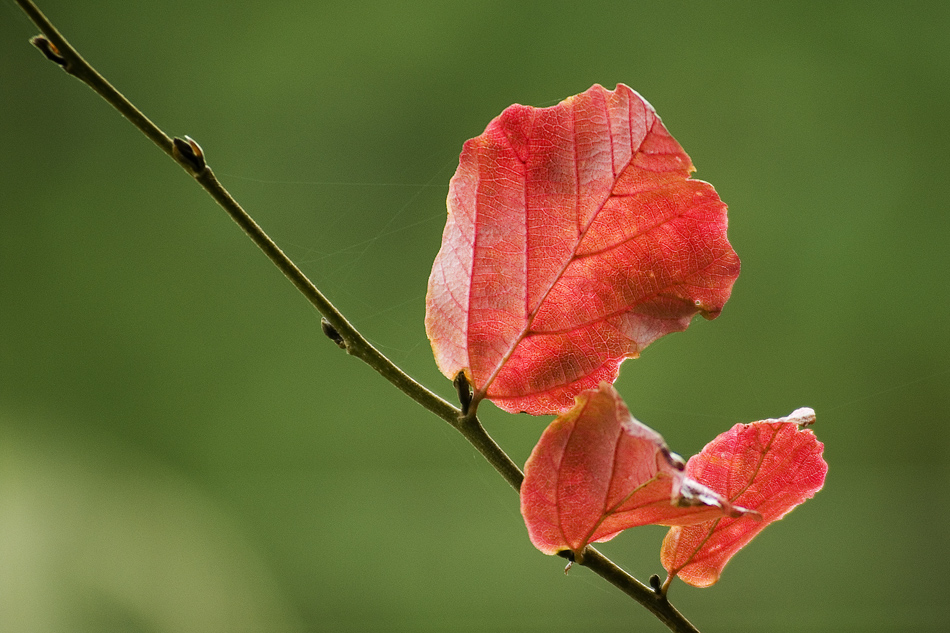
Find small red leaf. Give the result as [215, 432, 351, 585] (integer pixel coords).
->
[426, 84, 740, 415]
[520, 383, 752, 558]
[660, 408, 828, 588]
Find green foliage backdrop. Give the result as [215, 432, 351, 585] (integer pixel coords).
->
[2, 2, 948, 631]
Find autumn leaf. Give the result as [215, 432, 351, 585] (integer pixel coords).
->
[660, 409, 828, 588]
[425, 83, 740, 415]
[520, 383, 753, 559]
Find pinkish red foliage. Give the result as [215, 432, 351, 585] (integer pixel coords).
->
[520, 383, 753, 558]
[425, 84, 740, 415]
[661, 409, 828, 587]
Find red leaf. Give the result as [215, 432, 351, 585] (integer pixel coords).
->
[660, 409, 828, 588]
[425, 84, 740, 415]
[520, 383, 752, 558]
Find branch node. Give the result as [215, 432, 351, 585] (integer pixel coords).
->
[649, 574, 663, 595]
[453, 371, 472, 416]
[30, 35, 66, 67]
[173, 135, 206, 173]
[321, 318, 346, 350]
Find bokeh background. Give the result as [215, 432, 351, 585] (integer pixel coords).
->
[2, 1, 948, 631]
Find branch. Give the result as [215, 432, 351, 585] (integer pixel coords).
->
[14, 2, 699, 631]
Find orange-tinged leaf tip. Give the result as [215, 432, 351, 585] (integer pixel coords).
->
[425, 84, 740, 415]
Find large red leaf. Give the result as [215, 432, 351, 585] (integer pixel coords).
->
[660, 409, 828, 588]
[520, 383, 753, 558]
[425, 83, 740, 415]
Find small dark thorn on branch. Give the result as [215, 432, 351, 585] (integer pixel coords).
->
[30, 36, 66, 67]
[453, 371, 472, 416]
[173, 135, 206, 172]
[649, 574, 663, 595]
[321, 318, 346, 350]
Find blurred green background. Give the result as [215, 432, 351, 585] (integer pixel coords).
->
[2, 1, 948, 631]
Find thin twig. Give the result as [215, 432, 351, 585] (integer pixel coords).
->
[13, 2, 700, 631]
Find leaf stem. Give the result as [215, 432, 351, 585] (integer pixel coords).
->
[14, 2, 700, 631]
